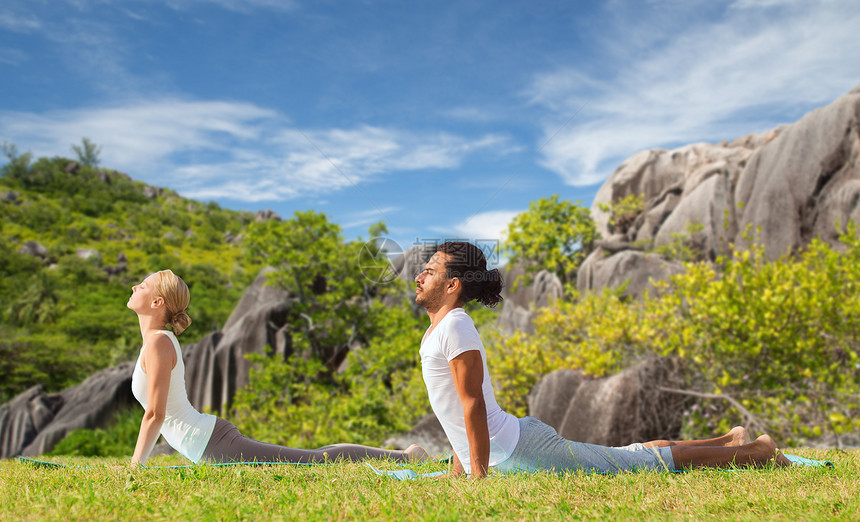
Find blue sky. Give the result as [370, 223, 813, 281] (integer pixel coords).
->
[2, 0, 858, 255]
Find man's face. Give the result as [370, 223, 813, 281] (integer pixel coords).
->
[414, 252, 452, 311]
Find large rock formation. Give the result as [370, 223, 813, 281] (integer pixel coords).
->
[386, 358, 687, 453]
[577, 249, 684, 299]
[13, 364, 136, 458]
[183, 268, 291, 414]
[527, 358, 686, 446]
[383, 414, 451, 457]
[390, 243, 437, 284]
[0, 269, 291, 459]
[582, 83, 860, 295]
[497, 263, 563, 334]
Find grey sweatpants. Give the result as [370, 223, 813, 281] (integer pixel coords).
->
[200, 418, 408, 464]
[493, 417, 676, 474]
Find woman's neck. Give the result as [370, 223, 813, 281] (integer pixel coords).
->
[138, 314, 167, 342]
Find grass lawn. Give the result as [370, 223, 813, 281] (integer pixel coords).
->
[1, 448, 857, 521]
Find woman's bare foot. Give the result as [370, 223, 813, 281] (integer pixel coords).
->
[751, 434, 792, 467]
[404, 444, 429, 463]
[726, 426, 751, 447]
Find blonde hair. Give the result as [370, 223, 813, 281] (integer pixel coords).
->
[155, 269, 192, 335]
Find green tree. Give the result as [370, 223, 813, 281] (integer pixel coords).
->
[1, 142, 32, 179]
[231, 216, 433, 447]
[243, 211, 382, 371]
[597, 193, 644, 236]
[505, 195, 598, 289]
[71, 138, 102, 167]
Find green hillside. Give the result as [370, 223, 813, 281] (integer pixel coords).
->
[0, 147, 257, 403]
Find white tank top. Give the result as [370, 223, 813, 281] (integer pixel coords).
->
[419, 308, 520, 473]
[131, 330, 216, 463]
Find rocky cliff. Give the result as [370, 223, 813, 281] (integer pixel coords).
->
[580, 83, 860, 297]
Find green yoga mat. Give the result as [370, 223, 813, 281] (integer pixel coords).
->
[17, 457, 333, 469]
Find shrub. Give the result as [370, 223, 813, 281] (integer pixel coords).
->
[48, 407, 142, 457]
[229, 297, 431, 448]
[485, 228, 860, 444]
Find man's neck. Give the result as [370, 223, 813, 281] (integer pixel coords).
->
[426, 302, 462, 330]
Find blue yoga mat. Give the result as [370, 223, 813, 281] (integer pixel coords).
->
[20, 453, 833, 479]
[367, 453, 835, 481]
[784, 454, 834, 467]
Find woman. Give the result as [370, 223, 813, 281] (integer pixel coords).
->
[127, 269, 426, 467]
[413, 241, 791, 478]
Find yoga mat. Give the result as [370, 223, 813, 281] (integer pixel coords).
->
[21, 453, 833, 479]
[784, 454, 834, 468]
[18, 456, 338, 469]
[365, 463, 447, 480]
[367, 453, 835, 481]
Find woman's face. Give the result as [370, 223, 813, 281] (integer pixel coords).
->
[127, 273, 161, 313]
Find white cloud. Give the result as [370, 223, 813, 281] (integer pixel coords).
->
[0, 11, 41, 32]
[529, 0, 860, 186]
[0, 99, 275, 171]
[0, 47, 27, 65]
[341, 207, 403, 231]
[163, 0, 297, 13]
[0, 2, 160, 96]
[0, 99, 507, 202]
[440, 106, 502, 123]
[439, 209, 522, 242]
[729, 0, 801, 8]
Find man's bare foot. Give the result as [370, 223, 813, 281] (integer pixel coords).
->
[751, 434, 792, 467]
[404, 444, 429, 463]
[726, 426, 751, 447]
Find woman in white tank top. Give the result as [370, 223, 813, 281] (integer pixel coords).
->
[126, 269, 427, 467]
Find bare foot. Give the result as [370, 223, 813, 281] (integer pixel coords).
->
[404, 444, 429, 464]
[726, 426, 751, 447]
[751, 435, 792, 467]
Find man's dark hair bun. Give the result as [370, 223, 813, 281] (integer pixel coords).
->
[478, 268, 503, 308]
[436, 242, 504, 308]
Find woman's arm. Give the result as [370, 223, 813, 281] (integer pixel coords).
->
[449, 350, 490, 479]
[130, 335, 176, 466]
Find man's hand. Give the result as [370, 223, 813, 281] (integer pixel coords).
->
[449, 451, 465, 477]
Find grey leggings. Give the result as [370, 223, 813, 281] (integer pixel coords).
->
[493, 417, 676, 474]
[200, 418, 409, 464]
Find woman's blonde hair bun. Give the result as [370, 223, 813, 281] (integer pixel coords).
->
[156, 269, 192, 335]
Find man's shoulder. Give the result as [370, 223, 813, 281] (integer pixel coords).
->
[440, 308, 477, 332]
[438, 309, 482, 350]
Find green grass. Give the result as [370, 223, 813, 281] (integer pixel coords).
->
[1, 449, 857, 521]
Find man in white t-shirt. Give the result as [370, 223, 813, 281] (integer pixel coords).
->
[414, 241, 791, 479]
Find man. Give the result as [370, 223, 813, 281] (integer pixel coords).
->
[414, 241, 790, 479]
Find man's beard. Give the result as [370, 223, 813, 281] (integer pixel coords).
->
[415, 287, 440, 310]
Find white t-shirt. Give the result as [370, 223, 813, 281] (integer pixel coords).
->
[419, 308, 519, 473]
[131, 330, 216, 463]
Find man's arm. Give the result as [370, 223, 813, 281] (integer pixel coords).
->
[449, 350, 489, 479]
